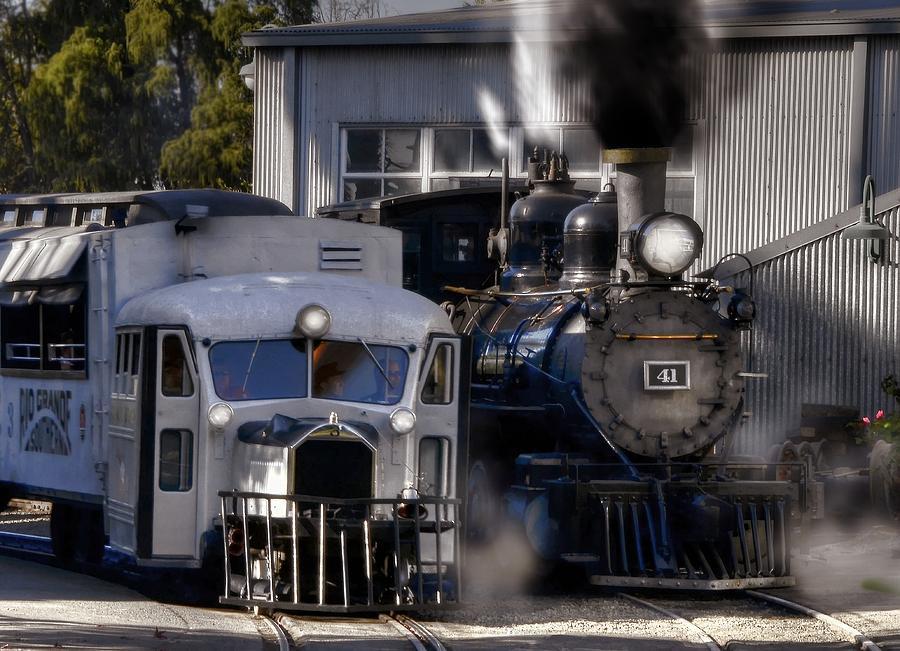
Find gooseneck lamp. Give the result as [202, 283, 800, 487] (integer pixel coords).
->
[842, 175, 890, 262]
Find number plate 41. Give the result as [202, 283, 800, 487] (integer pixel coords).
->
[643, 361, 691, 391]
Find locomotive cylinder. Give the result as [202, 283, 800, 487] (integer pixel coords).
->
[602, 147, 671, 283]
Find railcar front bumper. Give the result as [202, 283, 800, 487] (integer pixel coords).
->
[218, 491, 461, 612]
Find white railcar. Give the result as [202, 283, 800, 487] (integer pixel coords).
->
[0, 191, 465, 610]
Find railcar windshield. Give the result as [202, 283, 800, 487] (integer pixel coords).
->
[312, 340, 408, 405]
[209, 339, 307, 400]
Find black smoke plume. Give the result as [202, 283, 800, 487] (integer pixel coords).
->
[552, 0, 704, 149]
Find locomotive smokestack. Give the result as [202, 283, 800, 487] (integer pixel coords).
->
[603, 147, 671, 282]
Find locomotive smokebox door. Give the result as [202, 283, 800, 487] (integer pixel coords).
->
[580, 292, 743, 458]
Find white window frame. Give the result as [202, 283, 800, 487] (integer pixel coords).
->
[335, 122, 703, 220]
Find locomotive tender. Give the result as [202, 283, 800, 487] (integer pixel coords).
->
[0, 190, 464, 610]
[455, 148, 796, 589]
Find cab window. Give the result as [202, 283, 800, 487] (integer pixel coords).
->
[161, 335, 193, 397]
[312, 340, 408, 405]
[421, 343, 453, 404]
[208, 339, 307, 401]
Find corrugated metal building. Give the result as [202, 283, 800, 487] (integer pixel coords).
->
[243, 1, 900, 453]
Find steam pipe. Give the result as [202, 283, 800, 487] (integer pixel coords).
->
[500, 158, 509, 231]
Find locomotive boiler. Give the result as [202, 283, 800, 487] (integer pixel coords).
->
[454, 148, 795, 589]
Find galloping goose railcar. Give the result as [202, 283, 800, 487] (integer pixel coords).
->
[0, 190, 464, 611]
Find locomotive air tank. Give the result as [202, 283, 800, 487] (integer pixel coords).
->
[456, 147, 795, 589]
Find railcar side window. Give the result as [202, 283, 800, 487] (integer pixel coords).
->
[209, 339, 307, 400]
[1, 209, 16, 226]
[418, 437, 448, 496]
[312, 340, 408, 405]
[0, 299, 40, 369]
[422, 343, 453, 405]
[161, 335, 194, 397]
[114, 332, 141, 396]
[159, 429, 193, 492]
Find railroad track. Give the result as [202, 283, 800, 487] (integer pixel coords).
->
[274, 611, 446, 651]
[620, 589, 884, 650]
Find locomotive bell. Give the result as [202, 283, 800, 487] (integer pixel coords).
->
[559, 190, 618, 290]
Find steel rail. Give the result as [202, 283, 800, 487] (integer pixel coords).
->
[259, 613, 290, 651]
[746, 590, 882, 651]
[618, 592, 722, 651]
[380, 613, 447, 651]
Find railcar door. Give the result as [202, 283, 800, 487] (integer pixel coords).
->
[415, 335, 469, 503]
[142, 328, 200, 558]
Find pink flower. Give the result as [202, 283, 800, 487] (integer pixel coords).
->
[875, 409, 885, 420]
[862, 416, 871, 425]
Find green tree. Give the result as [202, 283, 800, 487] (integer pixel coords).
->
[160, 0, 314, 190]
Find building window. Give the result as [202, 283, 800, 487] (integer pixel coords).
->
[342, 128, 422, 201]
[337, 124, 698, 216]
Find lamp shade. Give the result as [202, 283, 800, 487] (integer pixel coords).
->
[841, 221, 890, 240]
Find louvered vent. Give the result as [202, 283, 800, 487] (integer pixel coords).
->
[319, 240, 363, 270]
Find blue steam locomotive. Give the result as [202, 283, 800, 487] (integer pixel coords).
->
[453, 147, 795, 590]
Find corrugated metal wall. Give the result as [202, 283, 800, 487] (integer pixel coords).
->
[868, 36, 900, 193]
[299, 43, 593, 215]
[695, 37, 855, 271]
[251, 33, 900, 455]
[253, 49, 288, 205]
[731, 206, 900, 453]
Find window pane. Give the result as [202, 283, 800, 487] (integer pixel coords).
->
[434, 130, 470, 172]
[522, 128, 561, 169]
[159, 429, 193, 492]
[1, 209, 15, 225]
[472, 129, 499, 172]
[1, 303, 40, 369]
[422, 344, 453, 405]
[430, 178, 454, 191]
[312, 340, 408, 405]
[346, 129, 382, 173]
[161, 335, 193, 397]
[87, 208, 104, 224]
[563, 128, 601, 173]
[25, 208, 46, 226]
[418, 437, 446, 496]
[441, 223, 478, 262]
[384, 129, 420, 172]
[43, 302, 86, 372]
[402, 231, 421, 292]
[209, 339, 307, 401]
[344, 179, 382, 201]
[573, 178, 605, 193]
[384, 178, 420, 197]
[665, 177, 695, 216]
[670, 128, 694, 172]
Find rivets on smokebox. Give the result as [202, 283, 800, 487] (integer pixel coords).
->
[700, 416, 711, 425]
[636, 429, 647, 440]
[590, 371, 606, 381]
[682, 427, 693, 438]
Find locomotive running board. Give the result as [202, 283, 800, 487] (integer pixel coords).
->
[590, 575, 796, 590]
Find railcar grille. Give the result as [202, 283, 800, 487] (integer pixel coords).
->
[294, 439, 373, 499]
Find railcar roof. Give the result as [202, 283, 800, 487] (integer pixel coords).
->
[115, 272, 453, 343]
[0, 189, 291, 218]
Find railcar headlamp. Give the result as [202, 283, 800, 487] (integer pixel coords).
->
[295, 304, 332, 339]
[629, 212, 703, 277]
[208, 402, 234, 429]
[389, 407, 416, 435]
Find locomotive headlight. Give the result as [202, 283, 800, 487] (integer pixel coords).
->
[631, 212, 703, 277]
[389, 407, 416, 434]
[295, 304, 332, 339]
[208, 402, 234, 429]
